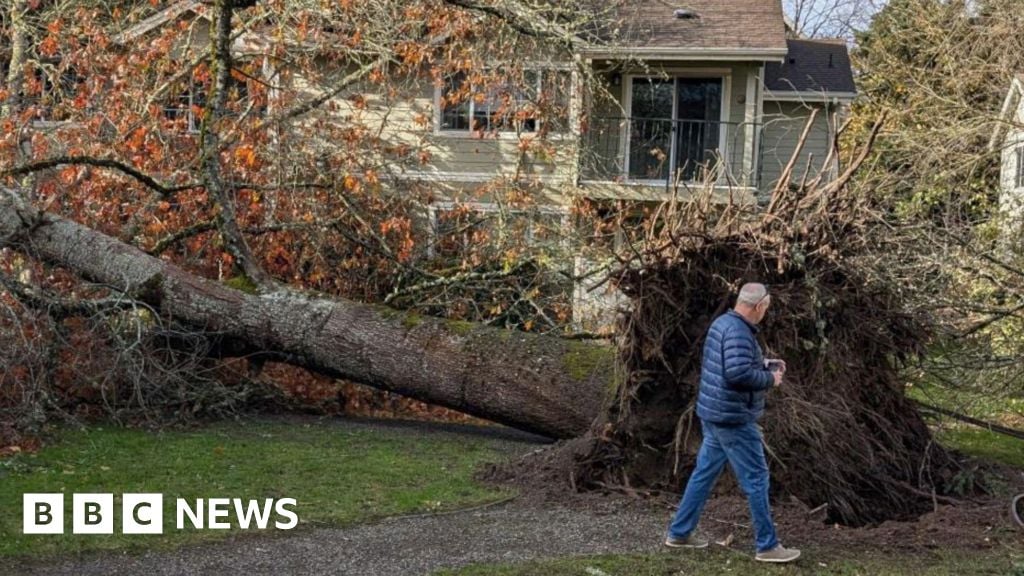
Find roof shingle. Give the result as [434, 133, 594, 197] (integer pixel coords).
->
[592, 0, 788, 54]
[764, 39, 856, 94]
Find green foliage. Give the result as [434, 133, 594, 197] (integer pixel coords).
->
[0, 419, 512, 558]
[851, 0, 1024, 218]
[223, 275, 259, 294]
[935, 426, 1024, 469]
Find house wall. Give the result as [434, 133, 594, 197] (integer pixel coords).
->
[286, 58, 576, 207]
[758, 100, 837, 196]
[169, 14, 211, 60]
[1000, 93, 1024, 218]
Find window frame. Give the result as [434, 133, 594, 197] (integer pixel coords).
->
[620, 69, 732, 185]
[164, 81, 206, 134]
[163, 71, 255, 135]
[433, 64, 573, 140]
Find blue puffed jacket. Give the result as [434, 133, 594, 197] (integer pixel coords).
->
[695, 310, 775, 425]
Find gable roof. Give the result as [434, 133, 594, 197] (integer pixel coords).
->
[581, 0, 788, 60]
[112, 0, 205, 45]
[988, 74, 1024, 152]
[764, 39, 856, 98]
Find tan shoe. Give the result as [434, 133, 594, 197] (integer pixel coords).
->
[664, 532, 709, 548]
[755, 544, 801, 563]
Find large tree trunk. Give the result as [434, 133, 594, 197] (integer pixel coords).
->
[0, 193, 613, 438]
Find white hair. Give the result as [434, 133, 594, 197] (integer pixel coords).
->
[736, 282, 768, 306]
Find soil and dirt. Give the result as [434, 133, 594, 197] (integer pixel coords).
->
[484, 433, 1024, 554]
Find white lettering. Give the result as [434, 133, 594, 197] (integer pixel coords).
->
[274, 498, 298, 530]
[233, 498, 274, 529]
[208, 498, 231, 529]
[176, 498, 203, 529]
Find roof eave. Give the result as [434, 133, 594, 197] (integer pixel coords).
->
[763, 90, 857, 102]
[578, 46, 788, 62]
[988, 77, 1024, 152]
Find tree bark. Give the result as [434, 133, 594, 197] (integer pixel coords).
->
[0, 192, 613, 438]
[201, 0, 273, 288]
[2, 0, 28, 119]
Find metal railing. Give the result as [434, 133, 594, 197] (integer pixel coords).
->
[580, 116, 760, 189]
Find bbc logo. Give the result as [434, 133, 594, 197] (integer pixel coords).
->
[23, 493, 162, 535]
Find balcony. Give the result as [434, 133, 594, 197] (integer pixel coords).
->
[580, 116, 760, 192]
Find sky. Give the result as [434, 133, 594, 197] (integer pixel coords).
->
[783, 0, 887, 39]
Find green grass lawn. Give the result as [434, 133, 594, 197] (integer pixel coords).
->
[0, 418, 513, 559]
[934, 426, 1024, 469]
[907, 382, 1024, 427]
[437, 546, 1024, 576]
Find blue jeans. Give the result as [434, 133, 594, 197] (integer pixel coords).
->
[666, 419, 779, 552]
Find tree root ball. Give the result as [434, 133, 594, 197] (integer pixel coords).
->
[570, 238, 966, 527]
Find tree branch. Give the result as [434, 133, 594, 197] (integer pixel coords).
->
[200, 0, 273, 288]
[1, 156, 200, 197]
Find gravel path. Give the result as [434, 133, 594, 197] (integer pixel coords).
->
[5, 417, 669, 576]
[15, 500, 666, 576]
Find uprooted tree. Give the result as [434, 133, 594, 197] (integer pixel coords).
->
[0, 0, 983, 527]
[567, 117, 967, 526]
[0, 190, 613, 439]
[0, 0, 618, 426]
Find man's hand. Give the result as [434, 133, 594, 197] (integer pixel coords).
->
[772, 370, 783, 387]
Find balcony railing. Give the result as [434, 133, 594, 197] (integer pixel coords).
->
[580, 116, 759, 189]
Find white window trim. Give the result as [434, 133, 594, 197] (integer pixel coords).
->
[427, 200, 571, 257]
[165, 79, 204, 135]
[433, 64, 575, 141]
[620, 70, 732, 185]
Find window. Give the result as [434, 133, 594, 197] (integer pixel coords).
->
[1016, 146, 1024, 189]
[439, 68, 570, 135]
[164, 72, 252, 134]
[164, 81, 207, 133]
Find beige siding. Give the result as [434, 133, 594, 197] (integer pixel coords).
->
[287, 60, 575, 195]
[283, 57, 828, 206]
[170, 15, 211, 60]
[758, 100, 837, 194]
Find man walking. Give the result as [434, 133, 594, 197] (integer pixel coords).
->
[663, 282, 800, 563]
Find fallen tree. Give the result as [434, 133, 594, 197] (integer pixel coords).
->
[0, 119, 976, 526]
[0, 190, 613, 439]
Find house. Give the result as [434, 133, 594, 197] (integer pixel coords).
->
[94, 0, 856, 331]
[358, 1, 857, 330]
[991, 75, 1024, 224]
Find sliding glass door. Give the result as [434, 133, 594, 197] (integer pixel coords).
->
[627, 77, 724, 182]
